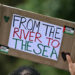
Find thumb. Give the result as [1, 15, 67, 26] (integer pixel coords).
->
[66, 55, 72, 64]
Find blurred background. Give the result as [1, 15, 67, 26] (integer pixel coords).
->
[0, 0, 75, 75]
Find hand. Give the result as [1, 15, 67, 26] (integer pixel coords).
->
[66, 55, 75, 75]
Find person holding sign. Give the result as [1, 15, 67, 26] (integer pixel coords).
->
[9, 55, 75, 75]
[66, 55, 75, 75]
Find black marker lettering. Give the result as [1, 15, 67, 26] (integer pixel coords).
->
[19, 17, 26, 29]
[55, 27, 61, 39]
[32, 20, 40, 33]
[13, 15, 21, 27]
[49, 26, 55, 37]
[26, 19, 33, 31]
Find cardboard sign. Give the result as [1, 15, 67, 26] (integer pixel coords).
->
[8, 14, 63, 61]
[0, 4, 75, 70]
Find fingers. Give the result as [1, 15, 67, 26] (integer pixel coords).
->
[66, 55, 72, 64]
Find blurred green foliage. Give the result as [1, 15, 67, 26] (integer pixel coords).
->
[17, 0, 75, 21]
[0, 0, 75, 75]
[0, 0, 26, 6]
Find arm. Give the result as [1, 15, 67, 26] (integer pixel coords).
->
[66, 55, 75, 75]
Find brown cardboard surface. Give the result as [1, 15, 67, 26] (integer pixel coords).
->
[0, 4, 75, 70]
[0, 4, 1, 22]
[0, 4, 2, 42]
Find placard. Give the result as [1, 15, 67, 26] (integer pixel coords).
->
[0, 4, 75, 70]
[8, 14, 63, 61]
